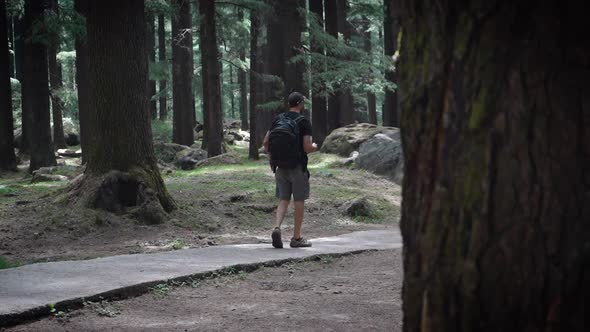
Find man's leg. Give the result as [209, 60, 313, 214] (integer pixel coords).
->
[274, 199, 290, 228]
[293, 200, 304, 239]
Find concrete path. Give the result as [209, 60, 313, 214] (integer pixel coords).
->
[0, 229, 400, 326]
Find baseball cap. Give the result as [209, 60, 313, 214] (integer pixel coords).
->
[288, 92, 305, 107]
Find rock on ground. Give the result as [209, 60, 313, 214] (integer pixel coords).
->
[341, 197, 373, 217]
[195, 152, 241, 168]
[31, 173, 69, 183]
[175, 148, 208, 170]
[154, 142, 191, 164]
[355, 133, 404, 184]
[320, 123, 399, 157]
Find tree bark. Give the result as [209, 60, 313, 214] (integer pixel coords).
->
[248, 9, 260, 160]
[69, 0, 175, 222]
[157, 14, 167, 121]
[336, 0, 354, 126]
[48, 0, 67, 150]
[397, 1, 589, 331]
[382, 0, 399, 127]
[199, 0, 223, 157]
[324, 0, 340, 132]
[309, 0, 328, 146]
[75, 0, 90, 164]
[147, 12, 157, 119]
[229, 64, 235, 119]
[23, 0, 56, 172]
[282, 0, 305, 95]
[171, 0, 194, 146]
[0, 0, 17, 171]
[7, 14, 14, 78]
[238, 9, 248, 131]
[13, 17, 27, 153]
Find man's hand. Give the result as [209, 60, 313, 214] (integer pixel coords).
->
[312, 143, 318, 151]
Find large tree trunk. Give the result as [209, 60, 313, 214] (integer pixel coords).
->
[199, 0, 223, 157]
[309, 0, 328, 146]
[248, 9, 260, 160]
[324, 0, 340, 132]
[0, 0, 17, 171]
[147, 13, 157, 119]
[7, 14, 14, 78]
[229, 65, 235, 119]
[69, 0, 175, 223]
[23, 0, 56, 172]
[237, 9, 248, 131]
[48, 0, 67, 150]
[171, 0, 194, 146]
[283, 0, 305, 95]
[363, 17, 377, 125]
[75, 0, 90, 164]
[157, 14, 167, 121]
[397, 1, 588, 331]
[382, 0, 399, 127]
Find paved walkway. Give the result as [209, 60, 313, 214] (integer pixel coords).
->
[0, 229, 400, 325]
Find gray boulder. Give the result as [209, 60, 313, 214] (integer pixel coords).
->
[341, 197, 373, 217]
[175, 148, 208, 170]
[321, 123, 399, 157]
[31, 173, 69, 183]
[355, 133, 403, 184]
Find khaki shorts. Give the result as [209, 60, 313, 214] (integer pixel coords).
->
[275, 166, 310, 201]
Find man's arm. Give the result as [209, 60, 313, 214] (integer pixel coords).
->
[303, 135, 318, 153]
[263, 131, 270, 153]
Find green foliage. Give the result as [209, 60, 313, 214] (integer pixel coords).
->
[152, 283, 171, 296]
[0, 256, 16, 270]
[152, 120, 173, 142]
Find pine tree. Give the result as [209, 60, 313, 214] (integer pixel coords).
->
[309, 0, 328, 146]
[0, 0, 17, 170]
[48, 0, 67, 149]
[157, 14, 167, 121]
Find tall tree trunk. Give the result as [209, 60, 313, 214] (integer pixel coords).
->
[70, 0, 175, 222]
[237, 9, 248, 131]
[0, 0, 17, 171]
[7, 14, 14, 78]
[75, 0, 90, 164]
[199, 0, 223, 156]
[283, 0, 305, 95]
[147, 13, 157, 119]
[157, 14, 167, 121]
[48, 0, 67, 150]
[13, 17, 27, 153]
[309, 0, 328, 146]
[248, 9, 260, 160]
[229, 65, 235, 119]
[363, 17, 377, 125]
[171, 0, 194, 146]
[397, 1, 588, 331]
[23, 0, 56, 172]
[382, 0, 398, 127]
[324, 0, 340, 131]
[336, 0, 354, 126]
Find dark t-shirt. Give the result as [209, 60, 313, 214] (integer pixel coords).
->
[272, 111, 312, 170]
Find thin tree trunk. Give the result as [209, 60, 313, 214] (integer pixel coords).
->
[157, 14, 167, 121]
[23, 0, 56, 172]
[13, 17, 27, 153]
[248, 9, 260, 160]
[283, 0, 305, 95]
[199, 0, 223, 156]
[397, 1, 588, 331]
[324, 0, 341, 131]
[75, 0, 90, 163]
[336, 0, 354, 126]
[0, 0, 17, 170]
[72, 0, 175, 220]
[7, 14, 14, 78]
[309, 0, 328, 145]
[48, 0, 66, 149]
[171, 0, 194, 146]
[363, 17, 377, 125]
[147, 13, 157, 119]
[229, 65, 235, 119]
[237, 9, 248, 131]
[382, 0, 398, 127]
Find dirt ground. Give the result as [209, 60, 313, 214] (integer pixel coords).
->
[4, 250, 402, 332]
[0, 151, 400, 266]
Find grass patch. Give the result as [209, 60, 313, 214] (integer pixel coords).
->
[0, 256, 17, 269]
[0, 186, 17, 196]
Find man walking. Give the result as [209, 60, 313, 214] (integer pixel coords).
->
[263, 92, 318, 248]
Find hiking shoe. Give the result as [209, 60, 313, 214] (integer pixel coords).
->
[290, 237, 312, 248]
[271, 227, 283, 248]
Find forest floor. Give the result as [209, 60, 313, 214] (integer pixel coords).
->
[0, 145, 400, 267]
[4, 250, 401, 332]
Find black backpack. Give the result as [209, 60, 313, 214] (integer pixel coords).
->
[269, 113, 304, 171]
